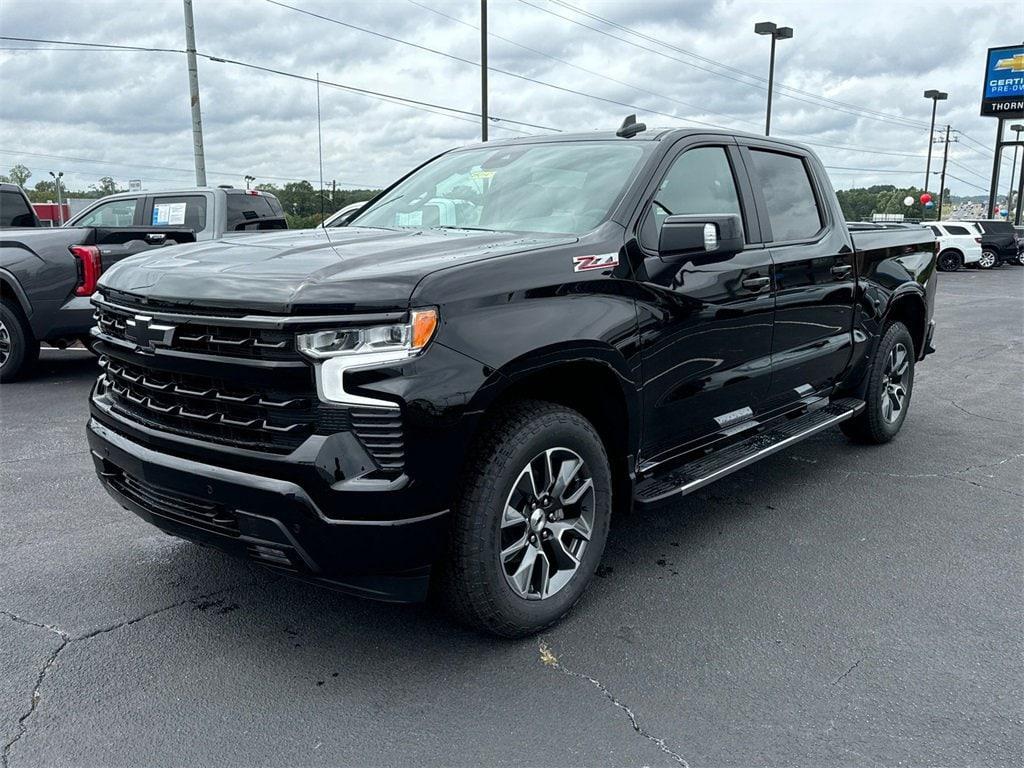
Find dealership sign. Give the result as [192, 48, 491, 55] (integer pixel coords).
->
[981, 44, 1024, 118]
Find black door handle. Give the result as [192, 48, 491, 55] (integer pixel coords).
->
[741, 276, 771, 292]
[831, 264, 853, 279]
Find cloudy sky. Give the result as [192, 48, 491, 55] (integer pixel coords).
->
[0, 0, 1018, 198]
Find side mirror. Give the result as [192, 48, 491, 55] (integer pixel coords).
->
[658, 214, 744, 259]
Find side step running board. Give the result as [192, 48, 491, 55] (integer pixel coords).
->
[633, 397, 865, 507]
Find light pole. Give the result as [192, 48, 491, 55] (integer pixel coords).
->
[48, 171, 64, 225]
[1006, 123, 1023, 222]
[244, 174, 256, 190]
[754, 21, 793, 136]
[922, 90, 947, 195]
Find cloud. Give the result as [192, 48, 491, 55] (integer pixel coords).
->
[0, 0, 1012, 197]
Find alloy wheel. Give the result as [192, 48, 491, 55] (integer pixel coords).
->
[500, 447, 595, 600]
[0, 318, 10, 368]
[881, 342, 910, 424]
[979, 250, 997, 268]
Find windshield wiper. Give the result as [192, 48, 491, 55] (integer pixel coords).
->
[429, 225, 496, 232]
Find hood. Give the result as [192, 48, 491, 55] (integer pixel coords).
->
[99, 226, 574, 313]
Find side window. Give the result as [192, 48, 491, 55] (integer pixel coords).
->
[749, 150, 823, 242]
[151, 195, 208, 232]
[642, 146, 742, 249]
[945, 225, 970, 235]
[226, 193, 282, 231]
[75, 198, 138, 227]
[0, 190, 35, 227]
[928, 226, 941, 236]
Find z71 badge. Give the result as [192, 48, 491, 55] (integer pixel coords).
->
[572, 253, 619, 272]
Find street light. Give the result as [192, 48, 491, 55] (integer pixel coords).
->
[244, 174, 256, 190]
[922, 90, 948, 197]
[1006, 124, 1023, 222]
[754, 21, 793, 136]
[48, 170, 64, 225]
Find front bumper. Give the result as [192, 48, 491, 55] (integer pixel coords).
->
[87, 418, 449, 602]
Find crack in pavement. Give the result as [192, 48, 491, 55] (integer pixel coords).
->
[538, 642, 689, 767]
[1, 577, 268, 768]
[831, 658, 864, 686]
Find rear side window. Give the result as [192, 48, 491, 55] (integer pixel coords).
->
[74, 198, 138, 227]
[226, 192, 285, 231]
[944, 224, 970, 235]
[749, 150, 823, 242]
[151, 195, 208, 232]
[0, 190, 35, 227]
[928, 226, 941, 236]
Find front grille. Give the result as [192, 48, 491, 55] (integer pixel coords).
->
[101, 357, 319, 453]
[95, 304, 297, 361]
[105, 467, 239, 537]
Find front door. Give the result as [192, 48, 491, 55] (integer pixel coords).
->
[634, 141, 775, 463]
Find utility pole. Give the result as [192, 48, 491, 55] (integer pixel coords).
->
[937, 125, 951, 220]
[49, 171, 64, 225]
[1006, 124, 1023, 223]
[182, 0, 207, 186]
[480, 0, 488, 141]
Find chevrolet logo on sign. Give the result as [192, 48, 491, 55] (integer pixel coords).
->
[124, 315, 175, 351]
[995, 54, 1024, 73]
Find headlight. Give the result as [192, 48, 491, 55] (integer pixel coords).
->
[297, 308, 438, 406]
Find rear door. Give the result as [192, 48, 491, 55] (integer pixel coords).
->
[741, 142, 856, 401]
[635, 138, 775, 458]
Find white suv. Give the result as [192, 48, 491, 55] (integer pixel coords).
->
[926, 221, 983, 272]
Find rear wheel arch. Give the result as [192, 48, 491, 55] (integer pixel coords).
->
[883, 292, 926, 358]
[0, 271, 32, 320]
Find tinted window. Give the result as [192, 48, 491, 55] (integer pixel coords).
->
[74, 198, 138, 227]
[0, 190, 35, 227]
[226, 192, 285, 231]
[750, 150, 823, 241]
[928, 226, 941, 236]
[151, 195, 208, 232]
[944, 224, 970, 235]
[352, 142, 646, 235]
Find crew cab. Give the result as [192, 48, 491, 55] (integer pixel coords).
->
[86, 122, 937, 637]
[66, 187, 287, 241]
[0, 226, 194, 380]
[0, 183, 41, 228]
[926, 220, 982, 271]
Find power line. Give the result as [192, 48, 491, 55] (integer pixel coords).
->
[544, 0, 935, 130]
[265, 0, 742, 132]
[945, 157, 990, 181]
[519, 0, 932, 132]
[0, 34, 558, 133]
[405, 0, 762, 130]
[942, 171, 989, 193]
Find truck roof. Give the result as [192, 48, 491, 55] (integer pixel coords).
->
[466, 127, 813, 153]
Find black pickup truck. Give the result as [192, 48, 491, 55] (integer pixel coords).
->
[86, 123, 937, 637]
[0, 226, 194, 380]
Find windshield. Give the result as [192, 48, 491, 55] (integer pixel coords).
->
[351, 142, 646, 235]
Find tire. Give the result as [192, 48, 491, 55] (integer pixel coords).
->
[841, 321, 915, 445]
[441, 400, 612, 638]
[978, 249, 998, 269]
[1016, 251, 1024, 267]
[0, 297, 39, 382]
[936, 250, 962, 272]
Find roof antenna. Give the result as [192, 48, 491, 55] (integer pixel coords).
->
[616, 114, 646, 138]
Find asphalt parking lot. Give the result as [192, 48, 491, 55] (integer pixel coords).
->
[2, 268, 1022, 768]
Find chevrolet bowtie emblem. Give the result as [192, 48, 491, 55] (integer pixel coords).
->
[994, 54, 1024, 73]
[124, 314, 175, 350]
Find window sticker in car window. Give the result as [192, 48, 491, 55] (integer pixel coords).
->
[153, 202, 187, 226]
